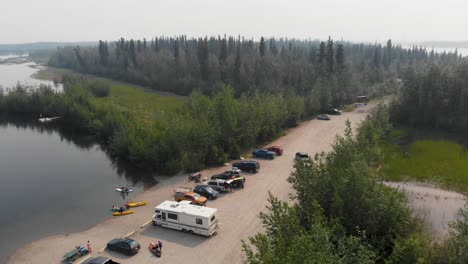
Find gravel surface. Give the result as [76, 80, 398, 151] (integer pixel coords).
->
[8, 103, 377, 264]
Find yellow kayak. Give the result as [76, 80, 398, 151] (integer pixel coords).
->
[113, 210, 134, 216]
[125, 201, 148, 208]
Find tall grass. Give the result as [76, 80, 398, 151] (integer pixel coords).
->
[383, 136, 468, 193]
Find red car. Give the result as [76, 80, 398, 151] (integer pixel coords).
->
[267, 146, 283, 156]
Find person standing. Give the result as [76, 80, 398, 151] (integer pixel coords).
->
[158, 240, 163, 253]
[87, 240, 92, 253]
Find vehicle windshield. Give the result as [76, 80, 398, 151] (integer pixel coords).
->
[130, 241, 139, 248]
[193, 193, 201, 199]
[205, 186, 213, 192]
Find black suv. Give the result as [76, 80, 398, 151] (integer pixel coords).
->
[232, 160, 260, 173]
[107, 238, 141, 255]
[194, 185, 220, 200]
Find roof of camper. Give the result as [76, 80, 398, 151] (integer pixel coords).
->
[155, 200, 217, 218]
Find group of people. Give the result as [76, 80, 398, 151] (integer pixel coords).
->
[149, 240, 163, 257]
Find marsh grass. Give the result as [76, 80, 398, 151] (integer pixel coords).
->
[382, 130, 468, 194]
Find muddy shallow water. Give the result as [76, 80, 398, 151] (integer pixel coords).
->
[385, 181, 466, 239]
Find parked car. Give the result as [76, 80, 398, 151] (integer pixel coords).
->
[106, 238, 141, 256]
[327, 108, 342, 115]
[295, 152, 310, 161]
[203, 179, 232, 192]
[317, 114, 331, 120]
[211, 170, 242, 180]
[174, 191, 207, 206]
[232, 160, 260, 173]
[82, 257, 120, 264]
[230, 177, 246, 189]
[356, 95, 369, 105]
[252, 149, 276, 159]
[267, 146, 284, 155]
[194, 185, 219, 200]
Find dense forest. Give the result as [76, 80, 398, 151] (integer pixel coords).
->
[391, 59, 468, 133]
[48, 36, 445, 108]
[243, 107, 468, 263]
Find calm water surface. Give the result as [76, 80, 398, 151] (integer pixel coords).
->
[0, 56, 157, 262]
[0, 54, 62, 89]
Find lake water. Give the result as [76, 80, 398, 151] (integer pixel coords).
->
[0, 57, 156, 262]
[0, 54, 62, 90]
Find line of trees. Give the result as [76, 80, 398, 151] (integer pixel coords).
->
[48, 36, 444, 108]
[243, 106, 468, 263]
[391, 59, 468, 133]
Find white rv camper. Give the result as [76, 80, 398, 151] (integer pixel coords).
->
[152, 200, 220, 236]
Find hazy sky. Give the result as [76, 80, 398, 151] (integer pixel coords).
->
[1, 0, 468, 44]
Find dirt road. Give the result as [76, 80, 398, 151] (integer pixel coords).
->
[8, 104, 376, 264]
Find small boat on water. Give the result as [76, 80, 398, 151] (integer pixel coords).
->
[113, 210, 134, 216]
[38, 117, 61, 123]
[116, 188, 133, 192]
[125, 201, 148, 208]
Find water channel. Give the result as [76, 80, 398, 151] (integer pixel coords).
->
[0, 55, 156, 262]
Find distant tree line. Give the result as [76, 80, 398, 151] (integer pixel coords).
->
[243, 106, 468, 263]
[391, 57, 468, 133]
[48, 36, 441, 109]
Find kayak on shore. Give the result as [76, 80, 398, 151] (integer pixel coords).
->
[125, 201, 148, 208]
[113, 210, 134, 216]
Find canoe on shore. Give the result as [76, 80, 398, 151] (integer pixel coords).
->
[113, 210, 134, 216]
[125, 201, 148, 208]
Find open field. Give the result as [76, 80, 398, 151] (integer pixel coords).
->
[8, 99, 380, 264]
[382, 130, 468, 194]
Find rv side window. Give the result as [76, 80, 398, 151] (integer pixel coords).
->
[196, 218, 203, 225]
[162, 212, 166, 220]
[168, 213, 178, 220]
[210, 215, 215, 222]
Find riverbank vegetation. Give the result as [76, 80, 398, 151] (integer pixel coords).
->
[382, 130, 468, 194]
[243, 106, 468, 263]
[0, 77, 304, 173]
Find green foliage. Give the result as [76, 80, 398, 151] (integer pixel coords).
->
[391, 61, 468, 133]
[243, 110, 425, 263]
[0, 81, 303, 174]
[432, 205, 468, 263]
[382, 138, 468, 193]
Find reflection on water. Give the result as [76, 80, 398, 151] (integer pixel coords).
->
[0, 116, 158, 188]
[0, 117, 157, 262]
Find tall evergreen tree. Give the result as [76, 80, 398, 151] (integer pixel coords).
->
[336, 43, 344, 70]
[318, 41, 326, 64]
[326, 37, 335, 73]
[259, 36, 266, 57]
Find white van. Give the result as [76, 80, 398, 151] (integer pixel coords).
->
[152, 200, 220, 236]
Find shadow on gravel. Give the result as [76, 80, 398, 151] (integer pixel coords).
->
[139, 225, 207, 248]
[104, 248, 133, 260]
